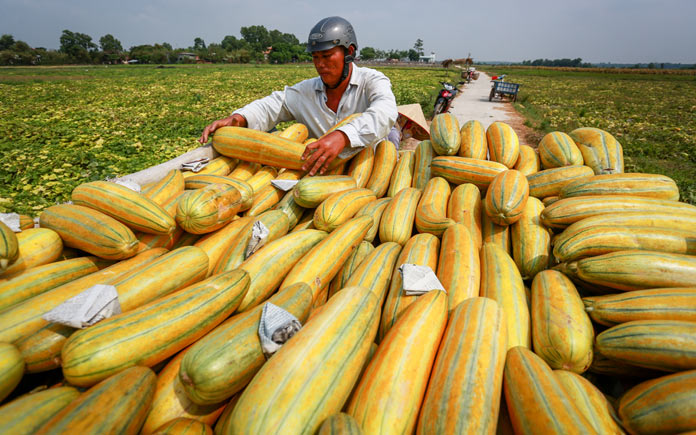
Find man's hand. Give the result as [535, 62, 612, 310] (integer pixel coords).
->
[301, 130, 349, 176]
[198, 114, 248, 144]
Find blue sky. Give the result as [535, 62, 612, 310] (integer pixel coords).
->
[1, 0, 694, 63]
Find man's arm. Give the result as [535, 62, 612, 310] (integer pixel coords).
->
[198, 114, 247, 144]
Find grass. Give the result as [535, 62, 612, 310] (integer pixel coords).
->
[483, 66, 696, 203]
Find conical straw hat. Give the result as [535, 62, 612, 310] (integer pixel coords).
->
[397, 104, 430, 140]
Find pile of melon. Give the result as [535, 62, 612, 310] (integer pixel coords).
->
[0, 114, 694, 434]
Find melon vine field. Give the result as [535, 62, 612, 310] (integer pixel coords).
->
[1, 64, 695, 215]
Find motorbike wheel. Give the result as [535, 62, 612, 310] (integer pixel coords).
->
[433, 98, 446, 115]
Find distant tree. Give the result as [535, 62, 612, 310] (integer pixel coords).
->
[240, 25, 271, 50]
[0, 34, 15, 51]
[375, 49, 387, 59]
[407, 49, 419, 61]
[99, 34, 123, 53]
[360, 46, 376, 60]
[162, 42, 173, 51]
[222, 35, 245, 51]
[60, 30, 97, 62]
[194, 37, 206, 50]
[270, 30, 299, 45]
[413, 38, 424, 56]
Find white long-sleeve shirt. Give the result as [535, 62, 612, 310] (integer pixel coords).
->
[233, 64, 398, 159]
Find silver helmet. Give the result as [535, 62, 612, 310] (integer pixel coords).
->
[306, 16, 358, 53]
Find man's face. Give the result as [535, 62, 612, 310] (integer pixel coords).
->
[312, 46, 345, 88]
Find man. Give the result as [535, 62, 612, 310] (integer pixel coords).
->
[198, 16, 399, 176]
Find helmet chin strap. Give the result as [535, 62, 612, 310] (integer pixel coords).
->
[323, 54, 354, 90]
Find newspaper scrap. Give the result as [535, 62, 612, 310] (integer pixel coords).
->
[181, 157, 210, 173]
[271, 179, 299, 191]
[258, 302, 302, 358]
[245, 220, 270, 259]
[42, 284, 122, 329]
[399, 264, 446, 296]
[0, 213, 21, 232]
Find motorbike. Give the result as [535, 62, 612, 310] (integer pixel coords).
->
[433, 81, 466, 115]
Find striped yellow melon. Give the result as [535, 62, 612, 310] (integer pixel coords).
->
[314, 188, 376, 232]
[417, 297, 507, 435]
[291, 212, 314, 232]
[618, 369, 696, 435]
[596, 320, 696, 372]
[39, 204, 138, 260]
[541, 195, 696, 229]
[458, 119, 488, 160]
[568, 127, 624, 175]
[583, 288, 696, 326]
[245, 169, 304, 217]
[503, 346, 595, 434]
[527, 165, 594, 198]
[273, 189, 305, 229]
[72, 180, 175, 235]
[141, 169, 185, 207]
[213, 126, 307, 169]
[415, 177, 455, 237]
[62, 270, 249, 387]
[447, 183, 483, 248]
[0, 342, 23, 402]
[347, 146, 374, 188]
[347, 290, 447, 435]
[244, 166, 277, 194]
[353, 198, 391, 243]
[194, 216, 254, 276]
[36, 366, 156, 435]
[293, 175, 356, 208]
[380, 233, 439, 341]
[344, 241, 402, 306]
[0, 256, 105, 313]
[184, 174, 254, 211]
[323, 160, 347, 176]
[588, 349, 662, 379]
[480, 243, 530, 349]
[531, 270, 594, 373]
[278, 123, 309, 143]
[412, 140, 434, 190]
[236, 230, 327, 312]
[328, 241, 374, 299]
[484, 169, 529, 226]
[437, 224, 480, 311]
[365, 139, 397, 198]
[18, 215, 35, 230]
[481, 212, 511, 254]
[179, 282, 313, 405]
[228, 286, 380, 434]
[559, 172, 680, 201]
[538, 131, 584, 169]
[0, 386, 80, 434]
[0, 221, 19, 274]
[152, 418, 212, 435]
[140, 348, 226, 434]
[553, 370, 623, 434]
[317, 413, 362, 435]
[431, 156, 507, 189]
[0, 228, 64, 279]
[16, 322, 72, 373]
[280, 216, 373, 300]
[176, 184, 242, 234]
[486, 121, 520, 168]
[556, 250, 696, 291]
[430, 113, 461, 156]
[181, 156, 237, 179]
[135, 225, 185, 253]
[379, 187, 422, 245]
[387, 150, 415, 197]
[514, 144, 541, 176]
[553, 225, 696, 263]
[511, 197, 551, 280]
[212, 210, 290, 275]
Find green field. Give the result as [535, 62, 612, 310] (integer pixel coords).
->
[484, 66, 696, 203]
[0, 64, 448, 215]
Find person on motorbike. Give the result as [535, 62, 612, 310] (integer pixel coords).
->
[199, 16, 399, 176]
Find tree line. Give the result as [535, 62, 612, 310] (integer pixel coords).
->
[1, 28, 428, 66]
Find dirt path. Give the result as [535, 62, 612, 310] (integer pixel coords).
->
[447, 71, 539, 146]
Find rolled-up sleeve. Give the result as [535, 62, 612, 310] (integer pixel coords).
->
[233, 88, 295, 133]
[337, 72, 398, 152]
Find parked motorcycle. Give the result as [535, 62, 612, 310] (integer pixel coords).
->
[433, 81, 465, 115]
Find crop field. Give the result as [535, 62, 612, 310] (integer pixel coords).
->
[485, 66, 696, 203]
[0, 64, 448, 215]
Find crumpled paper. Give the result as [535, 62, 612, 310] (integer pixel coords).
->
[42, 284, 122, 329]
[181, 158, 210, 173]
[399, 264, 446, 296]
[0, 213, 21, 232]
[258, 302, 302, 358]
[271, 179, 299, 191]
[245, 220, 270, 259]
